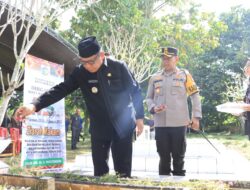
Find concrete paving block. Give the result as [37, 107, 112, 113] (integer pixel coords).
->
[69, 139, 250, 181]
[133, 142, 151, 156]
[216, 156, 234, 174]
[148, 144, 157, 156]
[185, 157, 199, 173]
[198, 157, 217, 173]
[132, 156, 146, 171]
[185, 149, 199, 157]
[145, 157, 158, 172]
[74, 155, 92, 168]
[73, 155, 84, 167]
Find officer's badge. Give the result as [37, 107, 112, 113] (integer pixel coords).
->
[154, 80, 163, 94]
[107, 73, 112, 77]
[155, 88, 160, 94]
[162, 47, 178, 57]
[164, 49, 169, 55]
[91, 87, 98, 93]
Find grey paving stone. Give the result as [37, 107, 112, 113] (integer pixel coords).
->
[65, 138, 250, 181]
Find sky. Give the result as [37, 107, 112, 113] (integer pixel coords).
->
[194, 0, 250, 14]
[60, 9, 75, 30]
[59, 0, 250, 30]
[154, 0, 250, 18]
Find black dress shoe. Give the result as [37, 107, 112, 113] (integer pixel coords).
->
[172, 170, 186, 176]
[173, 173, 185, 176]
[159, 173, 171, 176]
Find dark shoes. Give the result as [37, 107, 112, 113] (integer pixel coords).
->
[159, 172, 171, 176]
[159, 171, 186, 176]
[71, 146, 77, 150]
[172, 170, 186, 176]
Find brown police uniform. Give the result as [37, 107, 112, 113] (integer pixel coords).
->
[146, 67, 202, 175]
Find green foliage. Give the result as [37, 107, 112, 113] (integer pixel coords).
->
[191, 56, 234, 132]
[223, 74, 246, 102]
[206, 133, 250, 160]
[65, 89, 90, 140]
[60, 0, 168, 116]
[63, 0, 165, 66]
[6, 156, 43, 176]
[63, 0, 144, 45]
[151, 4, 227, 132]
[55, 0, 249, 135]
[65, 132, 91, 161]
[195, 7, 250, 132]
[59, 1, 226, 124]
[159, 4, 227, 65]
[64, 89, 87, 114]
[49, 18, 61, 30]
[7, 91, 23, 115]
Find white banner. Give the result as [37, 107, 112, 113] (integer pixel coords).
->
[21, 54, 66, 172]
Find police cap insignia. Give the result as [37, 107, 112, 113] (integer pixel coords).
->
[161, 47, 178, 57]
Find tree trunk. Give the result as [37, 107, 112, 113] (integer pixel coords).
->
[0, 90, 14, 126]
[0, 56, 24, 126]
[0, 0, 95, 127]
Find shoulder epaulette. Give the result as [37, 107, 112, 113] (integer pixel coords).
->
[181, 69, 199, 96]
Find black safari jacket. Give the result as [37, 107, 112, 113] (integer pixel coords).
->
[33, 58, 144, 139]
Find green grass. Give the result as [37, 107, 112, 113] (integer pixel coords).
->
[187, 132, 250, 161]
[45, 173, 230, 190]
[0, 174, 231, 190]
[65, 131, 91, 162]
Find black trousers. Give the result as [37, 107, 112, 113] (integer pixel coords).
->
[155, 126, 187, 176]
[71, 127, 80, 149]
[91, 134, 133, 177]
[244, 120, 250, 140]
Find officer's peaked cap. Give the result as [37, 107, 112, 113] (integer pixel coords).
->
[78, 36, 101, 58]
[161, 47, 178, 57]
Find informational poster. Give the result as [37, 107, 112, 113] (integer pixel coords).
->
[21, 54, 66, 172]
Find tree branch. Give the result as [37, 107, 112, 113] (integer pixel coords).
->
[0, 67, 5, 95]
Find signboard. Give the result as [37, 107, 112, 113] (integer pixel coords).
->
[21, 54, 66, 171]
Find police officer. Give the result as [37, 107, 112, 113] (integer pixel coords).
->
[15, 36, 144, 177]
[146, 47, 202, 176]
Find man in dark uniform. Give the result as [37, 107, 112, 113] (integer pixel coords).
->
[70, 108, 83, 149]
[15, 36, 144, 177]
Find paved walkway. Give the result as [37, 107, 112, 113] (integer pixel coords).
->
[65, 137, 250, 181]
